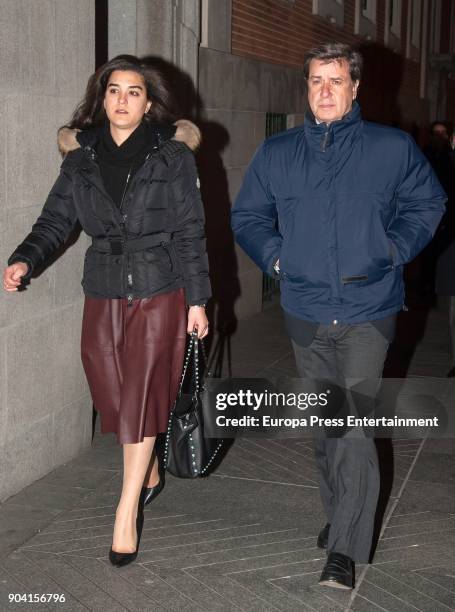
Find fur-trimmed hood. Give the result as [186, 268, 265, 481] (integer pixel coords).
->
[57, 119, 201, 157]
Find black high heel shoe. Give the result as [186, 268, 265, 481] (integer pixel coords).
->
[141, 477, 165, 506]
[109, 506, 144, 567]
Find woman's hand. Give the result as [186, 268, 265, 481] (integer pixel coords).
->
[3, 262, 29, 292]
[187, 305, 209, 339]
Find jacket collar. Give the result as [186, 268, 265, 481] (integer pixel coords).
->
[303, 101, 362, 151]
[57, 119, 201, 156]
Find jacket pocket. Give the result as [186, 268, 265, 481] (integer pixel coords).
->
[161, 242, 181, 274]
[341, 274, 369, 284]
[134, 246, 181, 294]
[141, 243, 180, 281]
[82, 249, 114, 295]
[339, 256, 394, 287]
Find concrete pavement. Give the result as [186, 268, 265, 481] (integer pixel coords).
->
[1, 295, 454, 611]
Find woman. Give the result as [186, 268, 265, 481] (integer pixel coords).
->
[3, 55, 211, 566]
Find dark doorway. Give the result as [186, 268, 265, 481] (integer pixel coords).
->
[95, 0, 108, 68]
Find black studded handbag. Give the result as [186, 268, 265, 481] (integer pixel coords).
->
[164, 331, 224, 478]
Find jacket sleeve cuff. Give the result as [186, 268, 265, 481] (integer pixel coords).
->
[187, 297, 210, 307]
[7, 254, 33, 281]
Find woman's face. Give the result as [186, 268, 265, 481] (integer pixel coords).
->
[103, 70, 151, 134]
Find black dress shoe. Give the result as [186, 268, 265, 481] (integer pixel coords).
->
[109, 507, 144, 567]
[447, 366, 455, 377]
[141, 478, 165, 506]
[317, 523, 330, 549]
[319, 552, 354, 590]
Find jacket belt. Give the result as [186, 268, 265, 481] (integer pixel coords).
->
[92, 233, 172, 255]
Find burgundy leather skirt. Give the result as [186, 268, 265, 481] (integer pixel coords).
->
[81, 288, 187, 444]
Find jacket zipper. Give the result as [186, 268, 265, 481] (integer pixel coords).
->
[320, 125, 341, 307]
[84, 147, 154, 306]
[120, 166, 133, 306]
[321, 129, 329, 152]
[120, 152, 153, 306]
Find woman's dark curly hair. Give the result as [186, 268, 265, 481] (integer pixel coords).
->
[66, 55, 177, 129]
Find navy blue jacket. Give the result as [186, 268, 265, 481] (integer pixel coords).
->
[231, 103, 446, 324]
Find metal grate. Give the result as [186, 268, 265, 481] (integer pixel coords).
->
[266, 113, 288, 138]
[262, 113, 287, 306]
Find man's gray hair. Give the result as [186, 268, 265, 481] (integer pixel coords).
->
[303, 42, 363, 83]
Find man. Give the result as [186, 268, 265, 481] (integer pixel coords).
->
[231, 43, 446, 589]
[424, 121, 455, 206]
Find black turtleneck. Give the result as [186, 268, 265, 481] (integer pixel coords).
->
[96, 120, 175, 207]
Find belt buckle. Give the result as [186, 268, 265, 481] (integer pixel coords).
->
[110, 240, 124, 255]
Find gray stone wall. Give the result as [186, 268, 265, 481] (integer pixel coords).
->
[109, 0, 200, 87]
[198, 43, 306, 319]
[0, 0, 95, 502]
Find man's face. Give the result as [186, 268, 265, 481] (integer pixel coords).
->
[432, 123, 448, 140]
[307, 58, 359, 124]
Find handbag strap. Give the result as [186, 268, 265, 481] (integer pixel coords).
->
[199, 336, 212, 378]
[177, 331, 211, 397]
[178, 331, 196, 393]
[194, 332, 212, 388]
[194, 334, 200, 394]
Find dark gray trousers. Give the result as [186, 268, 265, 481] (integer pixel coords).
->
[292, 321, 390, 563]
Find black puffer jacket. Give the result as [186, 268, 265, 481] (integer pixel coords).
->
[8, 121, 211, 306]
